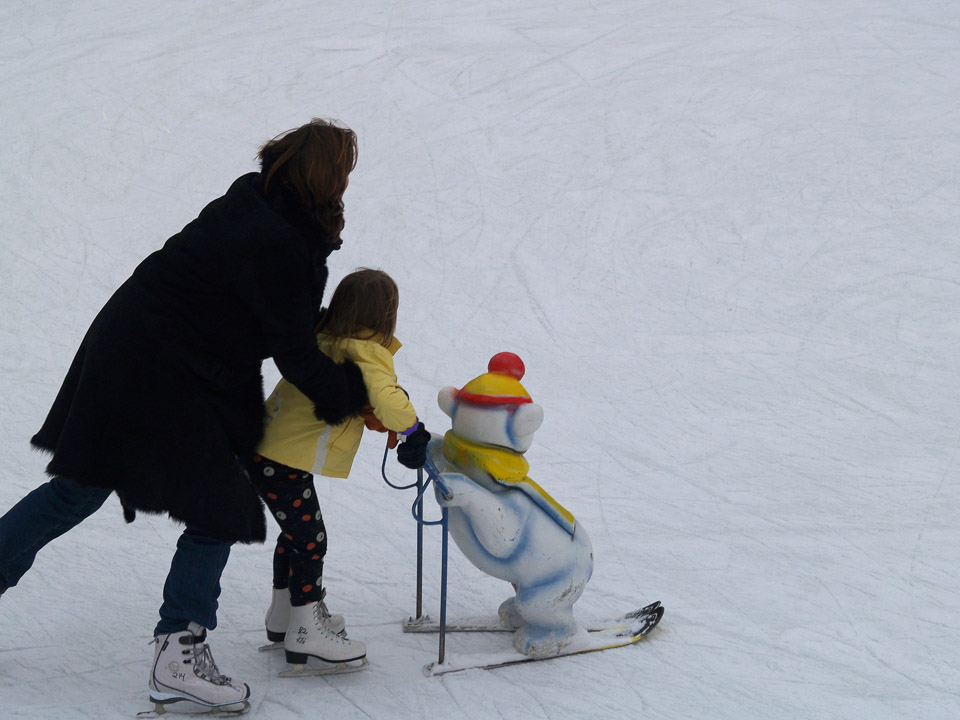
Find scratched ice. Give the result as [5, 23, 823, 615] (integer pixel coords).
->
[1, 2, 958, 719]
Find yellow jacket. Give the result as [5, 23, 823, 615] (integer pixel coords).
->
[257, 333, 417, 477]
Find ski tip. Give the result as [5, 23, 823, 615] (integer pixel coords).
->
[638, 605, 664, 636]
[616, 604, 664, 639]
[631, 600, 661, 617]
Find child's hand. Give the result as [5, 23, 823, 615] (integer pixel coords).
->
[360, 406, 398, 448]
[397, 423, 430, 469]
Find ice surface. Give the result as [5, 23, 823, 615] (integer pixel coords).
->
[1, 1, 958, 718]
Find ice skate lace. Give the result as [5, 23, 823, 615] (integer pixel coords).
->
[313, 600, 348, 642]
[318, 596, 333, 622]
[189, 642, 232, 685]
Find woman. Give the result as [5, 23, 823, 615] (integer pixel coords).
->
[0, 119, 378, 711]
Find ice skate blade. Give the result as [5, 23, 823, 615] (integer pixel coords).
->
[137, 697, 250, 717]
[279, 656, 369, 678]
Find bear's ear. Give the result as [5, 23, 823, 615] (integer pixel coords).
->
[437, 386, 459, 418]
[512, 403, 544, 437]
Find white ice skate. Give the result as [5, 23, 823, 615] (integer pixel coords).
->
[281, 601, 368, 677]
[143, 622, 250, 717]
[260, 587, 345, 651]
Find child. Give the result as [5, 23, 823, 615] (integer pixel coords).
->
[243, 268, 429, 668]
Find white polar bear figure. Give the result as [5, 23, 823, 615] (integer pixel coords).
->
[428, 352, 594, 658]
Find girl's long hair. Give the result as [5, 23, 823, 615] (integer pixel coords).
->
[318, 268, 399, 348]
[257, 118, 358, 242]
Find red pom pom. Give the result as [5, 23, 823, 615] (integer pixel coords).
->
[488, 352, 524, 380]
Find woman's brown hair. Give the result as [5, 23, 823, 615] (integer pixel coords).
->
[318, 268, 399, 348]
[258, 118, 358, 242]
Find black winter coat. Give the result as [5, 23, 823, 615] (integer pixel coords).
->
[30, 173, 367, 543]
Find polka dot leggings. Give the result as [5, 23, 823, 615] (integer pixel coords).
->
[245, 455, 327, 607]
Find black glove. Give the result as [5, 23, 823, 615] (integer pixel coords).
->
[397, 422, 430, 469]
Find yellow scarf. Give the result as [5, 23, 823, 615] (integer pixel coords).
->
[443, 431, 576, 536]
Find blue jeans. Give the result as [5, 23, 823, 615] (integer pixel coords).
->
[0, 477, 232, 635]
[155, 528, 232, 635]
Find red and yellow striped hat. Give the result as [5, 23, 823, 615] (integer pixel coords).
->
[457, 352, 532, 406]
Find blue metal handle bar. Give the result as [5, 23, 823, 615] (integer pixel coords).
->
[377, 438, 449, 663]
[422, 452, 443, 482]
[378, 441, 445, 525]
[380, 442, 419, 490]
[410, 454, 445, 526]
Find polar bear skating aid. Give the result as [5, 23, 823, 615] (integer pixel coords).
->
[428, 352, 594, 658]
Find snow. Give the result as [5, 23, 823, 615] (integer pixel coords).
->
[1, 1, 958, 717]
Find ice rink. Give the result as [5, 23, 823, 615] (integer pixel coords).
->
[1, 1, 958, 718]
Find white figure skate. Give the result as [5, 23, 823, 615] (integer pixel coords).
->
[260, 587, 345, 651]
[144, 622, 250, 716]
[280, 601, 368, 677]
